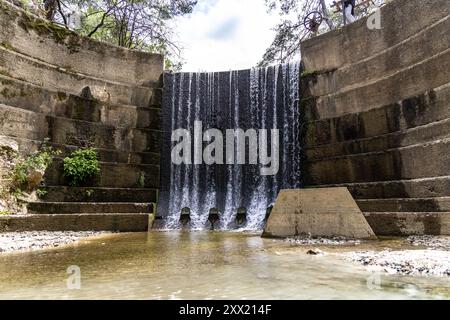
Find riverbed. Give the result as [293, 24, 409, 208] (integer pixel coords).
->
[0, 232, 449, 299]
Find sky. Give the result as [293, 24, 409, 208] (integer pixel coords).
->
[173, 0, 337, 72]
[173, 0, 280, 72]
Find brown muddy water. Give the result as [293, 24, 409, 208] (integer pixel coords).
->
[0, 232, 449, 300]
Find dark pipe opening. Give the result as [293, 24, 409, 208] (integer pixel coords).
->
[180, 207, 191, 226]
[208, 208, 221, 230]
[236, 207, 247, 225]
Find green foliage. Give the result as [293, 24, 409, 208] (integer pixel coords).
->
[260, 0, 387, 66]
[63, 148, 100, 187]
[11, 188, 24, 199]
[0, 210, 12, 215]
[300, 70, 317, 78]
[36, 188, 48, 198]
[40, 0, 198, 70]
[13, 144, 60, 187]
[0, 69, 12, 77]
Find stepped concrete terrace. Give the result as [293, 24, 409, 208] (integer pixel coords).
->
[300, 0, 450, 236]
[0, 0, 162, 232]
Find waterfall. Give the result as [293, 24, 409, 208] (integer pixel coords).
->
[159, 62, 301, 230]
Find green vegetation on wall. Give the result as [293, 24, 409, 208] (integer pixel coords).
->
[0, 140, 61, 215]
[14, 145, 60, 188]
[63, 148, 101, 187]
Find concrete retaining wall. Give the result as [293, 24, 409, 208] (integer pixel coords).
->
[0, 0, 163, 232]
[300, 0, 450, 235]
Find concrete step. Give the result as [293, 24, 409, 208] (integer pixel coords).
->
[357, 197, 450, 213]
[0, 74, 162, 128]
[0, 135, 160, 166]
[46, 116, 161, 153]
[45, 160, 160, 189]
[306, 15, 450, 98]
[28, 202, 155, 214]
[301, 0, 450, 71]
[305, 115, 450, 161]
[0, 103, 48, 141]
[0, 44, 160, 108]
[304, 82, 450, 150]
[308, 47, 450, 120]
[304, 137, 450, 185]
[0, 0, 163, 88]
[0, 104, 161, 153]
[0, 214, 151, 232]
[314, 175, 450, 200]
[38, 187, 158, 203]
[364, 212, 450, 236]
[52, 143, 160, 166]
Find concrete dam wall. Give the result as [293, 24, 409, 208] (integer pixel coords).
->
[0, 0, 163, 231]
[159, 64, 301, 230]
[0, 0, 449, 236]
[300, 0, 450, 235]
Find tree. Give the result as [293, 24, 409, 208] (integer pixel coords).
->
[259, 0, 387, 67]
[40, 0, 197, 70]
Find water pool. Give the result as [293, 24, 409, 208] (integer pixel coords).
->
[0, 232, 449, 300]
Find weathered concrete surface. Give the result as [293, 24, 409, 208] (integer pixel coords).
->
[27, 202, 155, 214]
[0, 214, 151, 232]
[263, 188, 376, 239]
[326, 176, 450, 200]
[301, 0, 450, 72]
[0, 0, 163, 232]
[0, 75, 162, 126]
[0, 45, 159, 107]
[300, 0, 450, 235]
[0, 0, 163, 88]
[0, 134, 160, 165]
[357, 197, 450, 213]
[45, 160, 160, 189]
[0, 104, 161, 153]
[37, 187, 158, 203]
[364, 212, 450, 236]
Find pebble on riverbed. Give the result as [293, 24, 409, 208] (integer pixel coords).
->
[344, 249, 450, 277]
[407, 235, 450, 250]
[285, 236, 361, 246]
[0, 231, 109, 253]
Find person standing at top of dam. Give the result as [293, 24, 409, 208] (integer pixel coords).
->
[344, 0, 356, 23]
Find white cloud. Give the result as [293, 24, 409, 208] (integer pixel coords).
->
[173, 0, 279, 72]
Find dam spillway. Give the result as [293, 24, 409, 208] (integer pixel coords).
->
[158, 63, 301, 230]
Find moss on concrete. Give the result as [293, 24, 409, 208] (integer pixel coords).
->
[299, 96, 316, 109]
[0, 41, 15, 51]
[18, 11, 81, 53]
[0, 69, 12, 78]
[300, 70, 319, 79]
[0, 87, 13, 98]
[0, 78, 14, 86]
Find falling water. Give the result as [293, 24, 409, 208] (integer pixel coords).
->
[158, 62, 301, 230]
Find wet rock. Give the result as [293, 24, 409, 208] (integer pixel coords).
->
[0, 137, 19, 153]
[286, 236, 361, 246]
[408, 236, 450, 250]
[344, 248, 450, 277]
[25, 169, 44, 191]
[306, 249, 324, 255]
